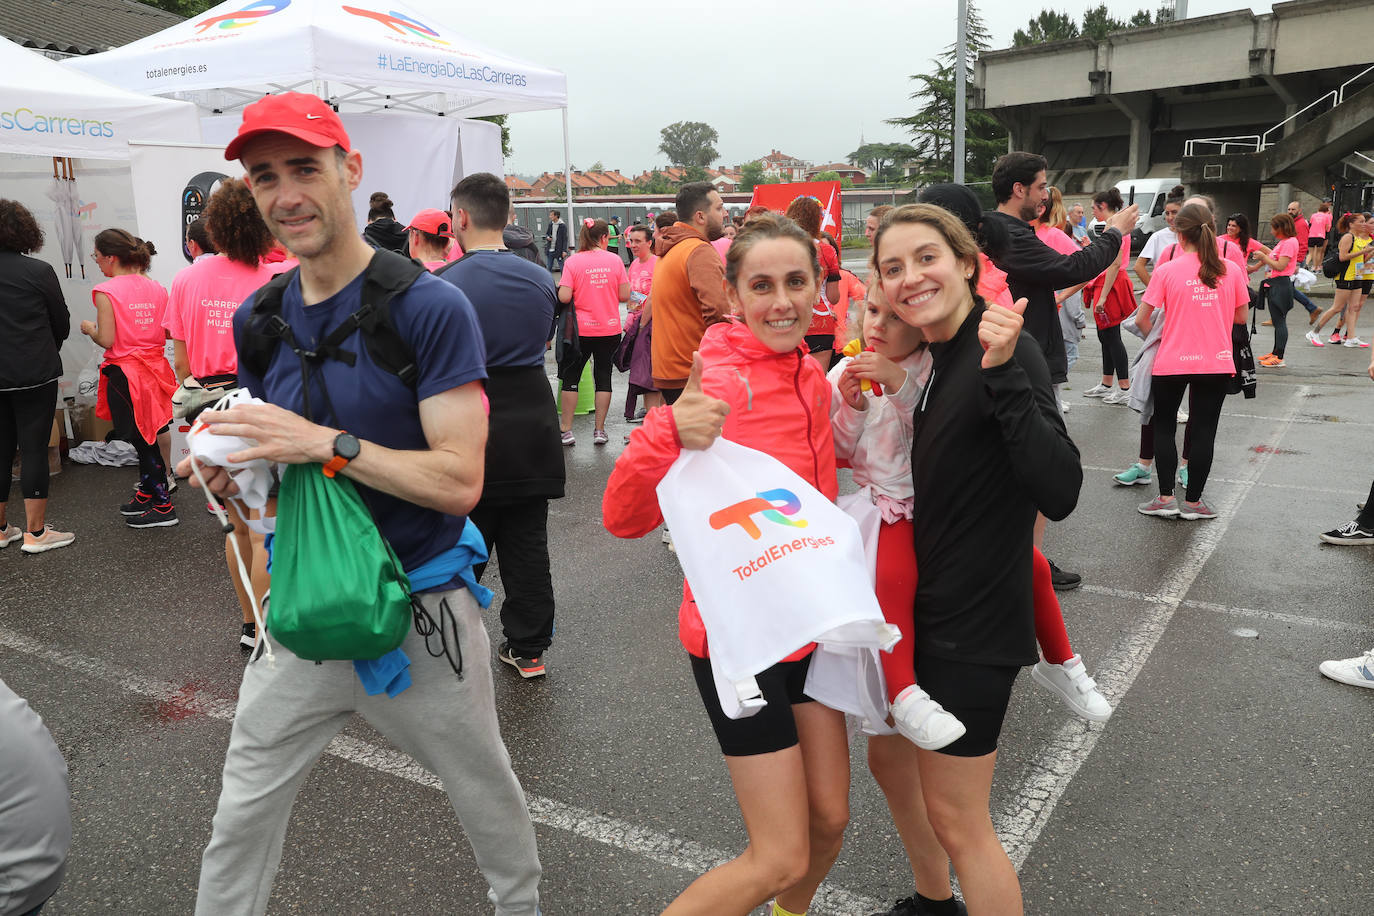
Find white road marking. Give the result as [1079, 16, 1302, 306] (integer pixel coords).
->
[0, 625, 882, 915]
[1078, 584, 1374, 635]
[995, 385, 1305, 869]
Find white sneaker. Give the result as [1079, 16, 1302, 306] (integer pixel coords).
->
[1083, 383, 1111, 398]
[1061, 401, 1070, 414]
[1343, 336, 1369, 348]
[1319, 649, 1374, 689]
[20, 525, 75, 554]
[1103, 388, 1131, 405]
[1306, 330, 1325, 348]
[890, 684, 966, 750]
[0, 524, 21, 548]
[1031, 654, 1113, 721]
[661, 526, 674, 553]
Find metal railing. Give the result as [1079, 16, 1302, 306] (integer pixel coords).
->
[1184, 63, 1374, 158]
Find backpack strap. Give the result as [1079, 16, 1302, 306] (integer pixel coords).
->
[237, 250, 427, 388]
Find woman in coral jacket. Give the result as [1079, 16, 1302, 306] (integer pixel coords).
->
[603, 213, 848, 916]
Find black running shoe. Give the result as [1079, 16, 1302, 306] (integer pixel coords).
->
[126, 502, 179, 528]
[498, 640, 546, 678]
[869, 896, 968, 916]
[1048, 559, 1082, 591]
[240, 622, 257, 650]
[119, 487, 155, 516]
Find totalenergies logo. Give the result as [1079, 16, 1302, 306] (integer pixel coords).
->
[709, 489, 808, 540]
[194, 0, 290, 34]
[342, 6, 449, 44]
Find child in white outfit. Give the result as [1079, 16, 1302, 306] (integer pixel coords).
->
[828, 286, 965, 751]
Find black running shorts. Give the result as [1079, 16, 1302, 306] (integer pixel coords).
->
[912, 652, 1021, 757]
[690, 653, 815, 757]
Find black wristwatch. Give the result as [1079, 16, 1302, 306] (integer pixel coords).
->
[323, 431, 360, 478]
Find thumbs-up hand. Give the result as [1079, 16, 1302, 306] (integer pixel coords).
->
[672, 351, 731, 450]
[978, 297, 1027, 369]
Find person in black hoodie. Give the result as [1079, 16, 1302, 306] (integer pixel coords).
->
[361, 192, 409, 253]
[0, 199, 74, 553]
[502, 208, 542, 265]
[439, 173, 564, 679]
[980, 152, 1138, 591]
[874, 203, 1081, 915]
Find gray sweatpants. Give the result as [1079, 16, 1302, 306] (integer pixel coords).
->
[195, 587, 541, 916]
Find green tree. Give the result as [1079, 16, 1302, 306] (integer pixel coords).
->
[658, 121, 720, 168]
[589, 160, 605, 171]
[1081, 4, 1124, 40]
[885, 2, 1007, 186]
[739, 160, 766, 192]
[846, 142, 918, 177]
[642, 170, 676, 195]
[681, 165, 710, 184]
[1012, 9, 1079, 47]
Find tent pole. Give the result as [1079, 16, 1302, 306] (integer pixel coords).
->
[562, 107, 574, 227]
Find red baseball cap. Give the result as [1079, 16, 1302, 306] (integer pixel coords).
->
[224, 92, 351, 161]
[406, 208, 455, 238]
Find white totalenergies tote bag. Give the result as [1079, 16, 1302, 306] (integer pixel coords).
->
[656, 439, 899, 718]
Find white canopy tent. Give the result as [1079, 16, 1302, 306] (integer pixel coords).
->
[65, 0, 576, 207]
[0, 37, 201, 158]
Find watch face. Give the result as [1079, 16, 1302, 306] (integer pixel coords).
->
[334, 432, 361, 460]
[181, 171, 228, 262]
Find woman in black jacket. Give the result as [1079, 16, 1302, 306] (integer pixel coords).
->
[0, 200, 73, 553]
[873, 203, 1082, 915]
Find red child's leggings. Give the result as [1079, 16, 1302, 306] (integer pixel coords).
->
[875, 520, 1075, 705]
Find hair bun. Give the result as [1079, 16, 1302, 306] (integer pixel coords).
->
[142, 239, 158, 257]
[370, 192, 392, 206]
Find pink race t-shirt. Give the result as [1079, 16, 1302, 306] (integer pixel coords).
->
[1035, 222, 1080, 257]
[1158, 237, 1249, 272]
[628, 254, 656, 309]
[559, 248, 628, 336]
[711, 236, 732, 264]
[1267, 237, 1299, 278]
[95, 274, 168, 361]
[1308, 211, 1332, 239]
[164, 255, 277, 377]
[1143, 253, 1247, 376]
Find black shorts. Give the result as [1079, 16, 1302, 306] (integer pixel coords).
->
[912, 652, 1021, 757]
[1309, 237, 1324, 247]
[1335, 278, 1372, 294]
[558, 333, 620, 392]
[804, 334, 834, 353]
[690, 653, 815, 757]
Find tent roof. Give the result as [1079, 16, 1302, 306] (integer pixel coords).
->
[0, 35, 201, 158]
[66, 0, 568, 118]
[0, 0, 183, 56]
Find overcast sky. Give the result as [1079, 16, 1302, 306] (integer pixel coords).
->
[405, 0, 1274, 177]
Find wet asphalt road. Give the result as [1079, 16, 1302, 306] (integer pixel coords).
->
[4, 291, 1374, 915]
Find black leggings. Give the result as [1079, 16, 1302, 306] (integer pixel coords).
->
[1151, 374, 1229, 502]
[1264, 276, 1293, 357]
[101, 365, 167, 494]
[558, 334, 620, 393]
[0, 381, 58, 501]
[1140, 387, 1194, 461]
[1097, 324, 1131, 382]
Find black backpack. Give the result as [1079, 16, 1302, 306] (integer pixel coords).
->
[1322, 234, 1345, 279]
[239, 249, 427, 421]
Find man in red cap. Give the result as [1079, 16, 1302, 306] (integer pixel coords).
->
[404, 207, 457, 269]
[179, 92, 542, 916]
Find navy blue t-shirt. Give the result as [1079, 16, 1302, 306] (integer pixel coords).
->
[437, 250, 556, 368]
[233, 269, 488, 572]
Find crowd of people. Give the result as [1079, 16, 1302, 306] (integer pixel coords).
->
[3, 89, 1374, 916]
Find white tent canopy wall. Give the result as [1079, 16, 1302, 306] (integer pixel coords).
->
[65, 0, 576, 217]
[0, 37, 202, 403]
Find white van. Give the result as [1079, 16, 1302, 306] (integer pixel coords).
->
[1087, 177, 1181, 254]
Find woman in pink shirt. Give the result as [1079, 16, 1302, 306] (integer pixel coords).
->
[1136, 203, 1250, 520]
[81, 228, 177, 528]
[557, 218, 629, 445]
[1250, 213, 1300, 366]
[1307, 202, 1333, 270]
[1082, 189, 1136, 404]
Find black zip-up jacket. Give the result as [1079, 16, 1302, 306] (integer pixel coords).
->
[362, 217, 409, 254]
[910, 304, 1082, 666]
[982, 210, 1124, 384]
[0, 252, 69, 390]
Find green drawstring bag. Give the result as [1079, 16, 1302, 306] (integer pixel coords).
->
[268, 462, 412, 661]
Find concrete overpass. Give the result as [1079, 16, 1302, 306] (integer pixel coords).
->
[974, 0, 1374, 225]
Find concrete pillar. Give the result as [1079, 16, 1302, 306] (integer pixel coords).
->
[1109, 93, 1153, 177]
